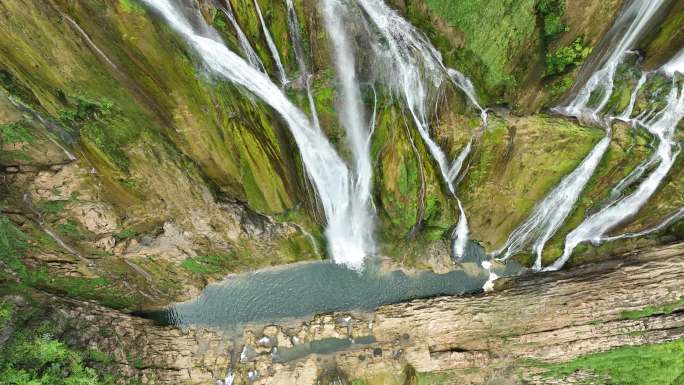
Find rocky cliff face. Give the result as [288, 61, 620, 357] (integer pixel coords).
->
[2, 0, 682, 310]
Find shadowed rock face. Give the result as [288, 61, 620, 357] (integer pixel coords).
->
[41, 242, 684, 384]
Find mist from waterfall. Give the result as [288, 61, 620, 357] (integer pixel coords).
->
[495, 0, 668, 269]
[141, 0, 372, 269]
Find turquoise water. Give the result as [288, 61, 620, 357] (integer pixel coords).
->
[144, 245, 523, 330]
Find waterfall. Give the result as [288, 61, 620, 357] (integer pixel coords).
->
[219, 0, 266, 73]
[558, 0, 666, 120]
[141, 0, 372, 269]
[493, 137, 611, 269]
[321, 0, 375, 253]
[253, 0, 288, 85]
[356, 0, 484, 258]
[495, 0, 667, 268]
[547, 55, 684, 271]
[285, 0, 321, 130]
[601, 207, 684, 242]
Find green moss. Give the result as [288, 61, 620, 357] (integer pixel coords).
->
[542, 339, 684, 385]
[55, 219, 84, 239]
[620, 297, 684, 320]
[58, 96, 132, 172]
[118, 0, 144, 14]
[31, 272, 135, 310]
[461, 115, 603, 250]
[547, 74, 575, 97]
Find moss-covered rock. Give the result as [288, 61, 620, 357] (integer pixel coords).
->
[459, 114, 604, 250]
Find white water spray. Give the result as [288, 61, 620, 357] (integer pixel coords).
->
[142, 0, 372, 268]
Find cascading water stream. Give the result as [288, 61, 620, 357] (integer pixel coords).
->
[141, 0, 372, 269]
[493, 136, 611, 269]
[547, 56, 684, 271]
[558, 0, 666, 120]
[321, 0, 375, 250]
[495, 0, 667, 269]
[355, 0, 486, 258]
[253, 0, 288, 85]
[220, 0, 265, 73]
[285, 0, 321, 130]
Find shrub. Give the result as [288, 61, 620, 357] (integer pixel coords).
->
[546, 38, 592, 76]
[536, 0, 569, 42]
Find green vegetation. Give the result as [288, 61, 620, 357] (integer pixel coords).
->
[180, 252, 238, 275]
[422, 0, 538, 99]
[0, 216, 134, 309]
[0, 300, 15, 332]
[212, 10, 228, 32]
[0, 120, 34, 146]
[546, 38, 593, 76]
[118, 0, 144, 14]
[0, 315, 128, 385]
[542, 339, 684, 385]
[536, 0, 568, 43]
[56, 219, 84, 239]
[620, 297, 684, 320]
[36, 200, 67, 216]
[112, 228, 137, 242]
[547, 74, 575, 97]
[58, 96, 131, 172]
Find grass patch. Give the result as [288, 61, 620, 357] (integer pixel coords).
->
[0, 120, 34, 146]
[31, 272, 134, 310]
[112, 228, 137, 242]
[543, 339, 684, 385]
[180, 252, 237, 275]
[55, 218, 84, 239]
[620, 297, 684, 320]
[0, 300, 15, 332]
